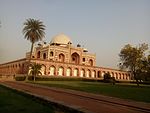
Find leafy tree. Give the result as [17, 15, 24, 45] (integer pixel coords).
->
[23, 18, 45, 80]
[29, 63, 42, 82]
[139, 54, 150, 81]
[119, 43, 148, 86]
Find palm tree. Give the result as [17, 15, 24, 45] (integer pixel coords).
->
[23, 18, 45, 80]
[29, 63, 42, 82]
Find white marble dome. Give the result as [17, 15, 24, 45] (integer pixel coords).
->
[50, 34, 72, 45]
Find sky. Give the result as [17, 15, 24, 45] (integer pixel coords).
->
[0, 0, 150, 69]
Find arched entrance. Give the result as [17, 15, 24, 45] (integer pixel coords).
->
[66, 68, 71, 76]
[49, 66, 55, 76]
[91, 70, 96, 78]
[73, 68, 78, 77]
[80, 69, 85, 77]
[58, 67, 64, 76]
[102, 71, 105, 78]
[97, 71, 101, 78]
[71, 52, 80, 64]
[40, 65, 46, 75]
[86, 70, 91, 78]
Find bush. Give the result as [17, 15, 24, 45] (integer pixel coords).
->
[15, 76, 34, 81]
[15, 76, 26, 81]
[34, 76, 101, 82]
[104, 73, 111, 81]
[15, 75, 103, 82]
[103, 73, 116, 85]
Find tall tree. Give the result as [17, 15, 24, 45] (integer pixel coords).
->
[119, 43, 148, 86]
[139, 54, 150, 81]
[29, 63, 42, 82]
[23, 18, 45, 80]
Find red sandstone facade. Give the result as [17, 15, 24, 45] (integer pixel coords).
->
[0, 34, 131, 80]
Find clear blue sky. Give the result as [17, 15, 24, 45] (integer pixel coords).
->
[0, 0, 150, 69]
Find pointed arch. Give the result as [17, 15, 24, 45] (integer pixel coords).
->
[66, 67, 71, 77]
[58, 66, 64, 76]
[49, 65, 55, 76]
[73, 68, 78, 77]
[37, 51, 41, 58]
[71, 52, 80, 64]
[86, 69, 91, 78]
[80, 69, 85, 77]
[59, 53, 65, 62]
[43, 53, 46, 59]
[97, 71, 101, 78]
[40, 64, 46, 75]
[50, 51, 54, 57]
[91, 70, 96, 78]
[89, 59, 93, 66]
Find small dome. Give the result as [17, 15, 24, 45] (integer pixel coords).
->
[83, 48, 88, 52]
[50, 34, 72, 45]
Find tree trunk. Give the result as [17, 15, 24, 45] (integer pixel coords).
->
[25, 42, 34, 81]
[33, 74, 36, 82]
[135, 79, 139, 87]
[133, 72, 140, 87]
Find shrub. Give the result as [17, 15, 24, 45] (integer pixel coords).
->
[15, 76, 26, 81]
[103, 73, 116, 85]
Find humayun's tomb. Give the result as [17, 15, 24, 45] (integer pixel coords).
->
[0, 34, 131, 80]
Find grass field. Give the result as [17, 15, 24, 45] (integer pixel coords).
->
[32, 81, 150, 103]
[0, 85, 61, 113]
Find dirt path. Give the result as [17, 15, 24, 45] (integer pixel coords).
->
[0, 81, 150, 113]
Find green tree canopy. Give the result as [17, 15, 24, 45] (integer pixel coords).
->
[23, 18, 45, 43]
[29, 63, 42, 81]
[119, 43, 149, 85]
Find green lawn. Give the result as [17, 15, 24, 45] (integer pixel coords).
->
[0, 85, 58, 113]
[32, 81, 150, 103]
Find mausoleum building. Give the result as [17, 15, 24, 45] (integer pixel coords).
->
[0, 34, 131, 80]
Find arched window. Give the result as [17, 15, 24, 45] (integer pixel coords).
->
[50, 51, 54, 56]
[43, 53, 46, 59]
[59, 53, 65, 62]
[119, 73, 121, 79]
[83, 58, 85, 62]
[116, 73, 118, 79]
[89, 59, 93, 66]
[22, 64, 24, 68]
[97, 71, 101, 78]
[37, 51, 41, 58]
[71, 52, 80, 64]
[112, 72, 114, 77]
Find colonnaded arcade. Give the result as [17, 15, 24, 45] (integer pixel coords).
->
[0, 34, 131, 80]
